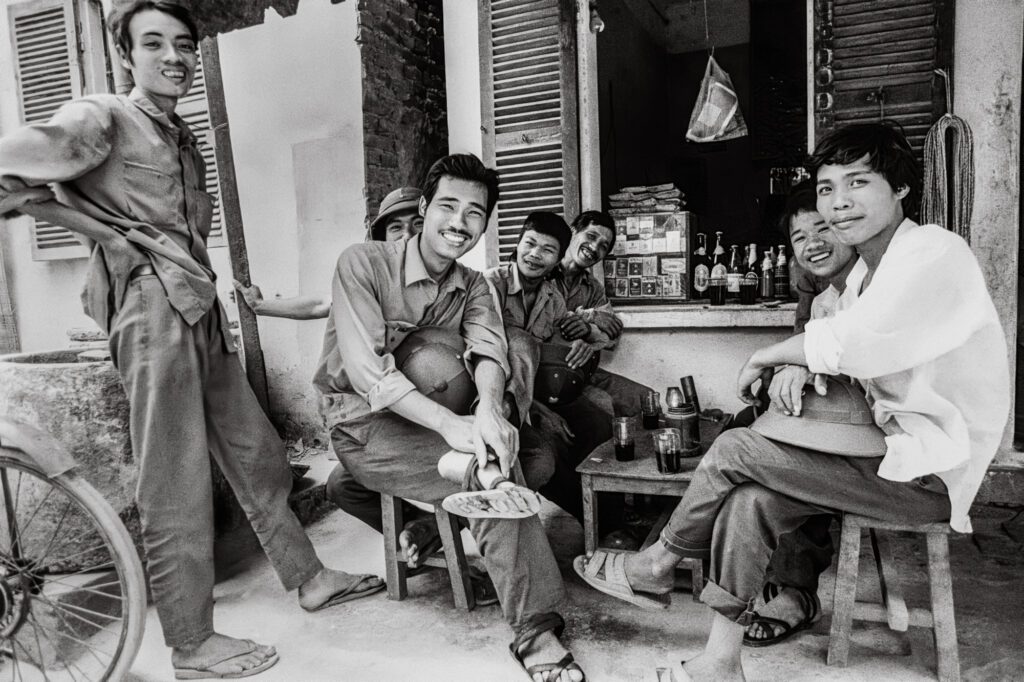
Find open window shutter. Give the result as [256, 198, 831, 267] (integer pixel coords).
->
[813, 0, 954, 161]
[480, 0, 579, 265]
[10, 0, 89, 260]
[176, 51, 225, 247]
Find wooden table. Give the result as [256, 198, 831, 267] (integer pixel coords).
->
[576, 416, 730, 597]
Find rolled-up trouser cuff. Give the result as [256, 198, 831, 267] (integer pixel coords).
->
[660, 529, 711, 558]
[698, 579, 757, 626]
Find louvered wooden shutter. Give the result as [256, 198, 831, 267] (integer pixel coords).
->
[9, 0, 89, 260]
[480, 0, 579, 265]
[176, 52, 224, 247]
[813, 0, 954, 160]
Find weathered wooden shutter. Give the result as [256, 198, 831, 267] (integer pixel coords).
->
[813, 0, 954, 159]
[9, 0, 90, 260]
[176, 52, 225, 247]
[480, 0, 579, 265]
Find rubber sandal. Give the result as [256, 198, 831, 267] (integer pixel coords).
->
[174, 640, 279, 680]
[301, 574, 386, 613]
[508, 613, 586, 681]
[441, 485, 542, 519]
[572, 550, 671, 610]
[742, 584, 820, 648]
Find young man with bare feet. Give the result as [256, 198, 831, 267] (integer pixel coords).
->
[0, 2, 383, 677]
[574, 123, 1009, 680]
[317, 154, 584, 681]
[233, 186, 423, 319]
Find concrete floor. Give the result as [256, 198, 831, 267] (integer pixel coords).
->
[126, 457, 1024, 682]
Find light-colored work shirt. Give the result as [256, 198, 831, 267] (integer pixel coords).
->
[804, 220, 1010, 532]
[0, 89, 221, 337]
[554, 267, 620, 340]
[486, 263, 570, 343]
[314, 234, 510, 428]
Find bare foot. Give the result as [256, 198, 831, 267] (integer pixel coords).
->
[298, 568, 384, 611]
[683, 652, 745, 682]
[745, 587, 810, 642]
[171, 633, 277, 677]
[399, 517, 440, 569]
[622, 549, 675, 595]
[517, 630, 585, 682]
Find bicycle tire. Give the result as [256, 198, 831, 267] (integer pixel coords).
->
[0, 447, 147, 681]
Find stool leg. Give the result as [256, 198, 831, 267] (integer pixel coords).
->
[828, 515, 862, 667]
[926, 532, 960, 682]
[870, 529, 908, 632]
[435, 509, 475, 611]
[381, 494, 407, 601]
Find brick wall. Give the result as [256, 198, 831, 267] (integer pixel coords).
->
[357, 0, 447, 226]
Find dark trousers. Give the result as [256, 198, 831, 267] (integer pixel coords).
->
[329, 412, 565, 632]
[109, 275, 322, 647]
[659, 428, 951, 624]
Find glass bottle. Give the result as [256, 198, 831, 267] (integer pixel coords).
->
[774, 244, 789, 300]
[691, 232, 710, 300]
[726, 245, 742, 296]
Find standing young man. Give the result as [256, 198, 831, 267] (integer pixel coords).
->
[555, 211, 652, 417]
[319, 154, 584, 681]
[0, 2, 383, 677]
[575, 123, 1009, 681]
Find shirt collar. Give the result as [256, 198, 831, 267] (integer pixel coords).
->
[842, 218, 919, 294]
[128, 88, 195, 142]
[403, 234, 467, 291]
[507, 262, 524, 295]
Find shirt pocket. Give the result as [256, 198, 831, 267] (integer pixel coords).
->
[122, 161, 180, 227]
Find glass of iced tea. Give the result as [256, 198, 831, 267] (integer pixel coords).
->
[612, 416, 635, 461]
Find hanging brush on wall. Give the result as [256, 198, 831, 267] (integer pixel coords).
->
[921, 69, 974, 243]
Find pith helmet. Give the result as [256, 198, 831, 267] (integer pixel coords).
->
[750, 376, 886, 457]
[368, 187, 422, 241]
[533, 342, 600, 406]
[393, 327, 476, 415]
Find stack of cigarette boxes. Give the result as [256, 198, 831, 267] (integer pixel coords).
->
[607, 183, 686, 217]
[604, 210, 693, 302]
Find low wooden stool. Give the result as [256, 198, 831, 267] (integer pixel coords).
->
[828, 513, 959, 682]
[380, 493, 475, 610]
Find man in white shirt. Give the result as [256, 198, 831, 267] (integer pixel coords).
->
[574, 123, 1010, 681]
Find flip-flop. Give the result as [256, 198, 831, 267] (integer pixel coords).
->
[441, 484, 542, 519]
[509, 613, 586, 681]
[174, 640, 279, 680]
[742, 584, 820, 648]
[573, 550, 671, 610]
[301, 573, 385, 613]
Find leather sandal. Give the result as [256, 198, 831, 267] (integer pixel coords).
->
[742, 583, 820, 648]
[509, 613, 585, 681]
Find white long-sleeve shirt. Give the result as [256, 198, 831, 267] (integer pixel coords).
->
[804, 220, 1010, 532]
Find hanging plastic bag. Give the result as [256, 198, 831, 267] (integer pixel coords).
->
[686, 55, 748, 143]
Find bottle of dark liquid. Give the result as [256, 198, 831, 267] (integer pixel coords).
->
[740, 243, 759, 304]
[774, 244, 790, 300]
[709, 232, 728, 306]
[760, 250, 775, 300]
[726, 245, 742, 298]
[691, 232, 710, 300]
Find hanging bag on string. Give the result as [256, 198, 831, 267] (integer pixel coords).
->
[686, 55, 749, 143]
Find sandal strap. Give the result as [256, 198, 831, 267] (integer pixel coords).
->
[510, 612, 566, 656]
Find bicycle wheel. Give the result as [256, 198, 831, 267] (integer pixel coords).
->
[0, 448, 147, 681]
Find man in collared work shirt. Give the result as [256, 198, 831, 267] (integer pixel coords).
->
[555, 211, 652, 418]
[575, 123, 1009, 681]
[319, 154, 584, 681]
[0, 2, 382, 677]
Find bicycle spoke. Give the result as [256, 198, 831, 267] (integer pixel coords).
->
[30, 551, 116, 577]
[26, 615, 54, 682]
[24, 617, 86, 682]
[13, 486, 56, 552]
[22, 616, 113, 670]
[34, 597, 122, 623]
[28, 503, 72, 573]
[0, 470, 25, 565]
[30, 594, 123, 636]
[10, 639, 49, 682]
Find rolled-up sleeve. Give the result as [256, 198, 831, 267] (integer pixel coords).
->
[461, 273, 510, 379]
[804, 230, 988, 380]
[330, 247, 417, 412]
[0, 99, 112, 189]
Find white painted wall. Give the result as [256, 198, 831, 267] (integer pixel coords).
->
[218, 0, 365, 435]
[954, 0, 1024, 465]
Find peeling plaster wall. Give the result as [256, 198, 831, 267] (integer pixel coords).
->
[955, 0, 1024, 467]
[218, 0, 366, 438]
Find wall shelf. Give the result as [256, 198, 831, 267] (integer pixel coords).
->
[618, 302, 796, 329]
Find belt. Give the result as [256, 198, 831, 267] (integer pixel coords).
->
[128, 263, 156, 280]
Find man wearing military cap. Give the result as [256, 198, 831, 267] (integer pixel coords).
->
[0, 0, 384, 676]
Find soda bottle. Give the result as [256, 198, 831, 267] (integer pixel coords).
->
[774, 244, 789, 300]
[760, 250, 775, 300]
[691, 233, 710, 300]
[726, 245, 742, 297]
[740, 243, 759, 304]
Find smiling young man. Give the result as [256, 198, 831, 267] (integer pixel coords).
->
[555, 211, 652, 418]
[0, 1, 386, 678]
[318, 155, 584, 682]
[574, 123, 1009, 681]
